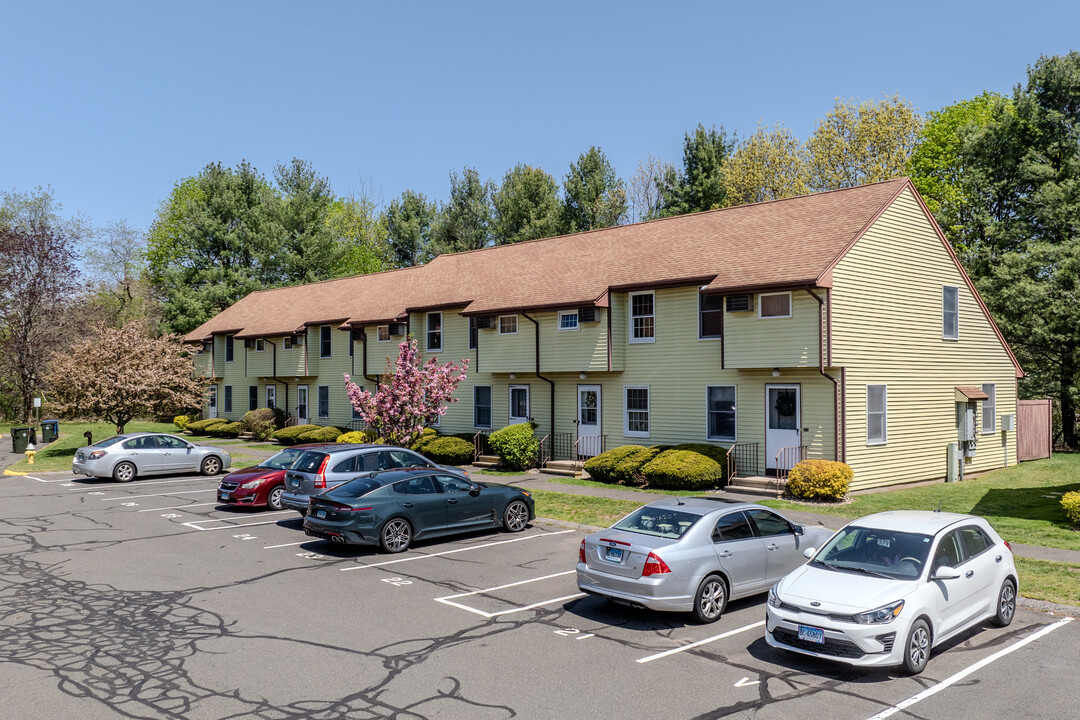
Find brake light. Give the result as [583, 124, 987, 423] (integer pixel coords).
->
[314, 455, 330, 489]
[89, 450, 107, 460]
[578, 539, 586, 564]
[1004, 540, 1012, 552]
[642, 552, 672, 577]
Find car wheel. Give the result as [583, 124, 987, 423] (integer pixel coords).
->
[992, 579, 1017, 627]
[901, 618, 932, 675]
[692, 575, 728, 624]
[112, 461, 136, 483]
[380, 518, 412, 553]
[200, 456, 222, 476]
[266, 485, 285, 511]
[502, 500, 529, 532]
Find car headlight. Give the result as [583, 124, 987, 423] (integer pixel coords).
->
[853, 600, 904, 624]
[240, 479, 264, 489]
[768, 584, 782, 608]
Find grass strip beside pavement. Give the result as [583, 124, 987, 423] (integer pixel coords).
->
[1015, 557, 1080, 607]
[530, 489, 643, 528]
[4, 421, 177, 473]
[547, 476, 714, 497]
[759, 453, 1080, 552]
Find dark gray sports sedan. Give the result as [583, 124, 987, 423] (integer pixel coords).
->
[302, 468, 535, 553]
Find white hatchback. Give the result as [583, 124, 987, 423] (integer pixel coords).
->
[765, 510, 1017, 674]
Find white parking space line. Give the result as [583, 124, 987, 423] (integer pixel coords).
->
[865, 617, 1074, 720]
[98, 489, 217, 501]
[636, 621, 766, 664]
[435, 570, 584, 618]
[182, 510, 296, 531]
[339, 529, 575, 571]
[26, 475, 69, 483]
[69, 477, 209, 492]
[138, 502, 220, 512]
[263, 541, 306, 549]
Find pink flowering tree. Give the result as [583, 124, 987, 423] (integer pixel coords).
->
[343, 338, 469, 446]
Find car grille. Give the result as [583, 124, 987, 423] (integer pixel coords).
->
[777, 600, 853, 622]
[772, 627, 866, 659]
[220, 481, 240, 491]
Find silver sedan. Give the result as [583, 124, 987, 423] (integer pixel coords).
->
[576, 497, 834, 623]
[72, 432, 232, 482]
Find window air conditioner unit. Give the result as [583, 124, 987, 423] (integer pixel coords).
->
[388, 323, 405, 336]
[244, 339, 255, 349]
[293, 334, 304, 345]
[578, 307, 598, 323]
[475, 316, 494, 329]
[349, 329, 362, 343]
[726, 294, 753, 312]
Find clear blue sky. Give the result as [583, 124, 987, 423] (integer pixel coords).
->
[3, 0, 1078, 232]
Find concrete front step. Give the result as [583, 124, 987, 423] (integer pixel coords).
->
[473, 461, 500, 469]
[726, 475, 786, 497]
[476, 455, 500, 464]
[545, 460, 582, 470]
[725, 483, 783, 497]
[542, 467, 582, 477]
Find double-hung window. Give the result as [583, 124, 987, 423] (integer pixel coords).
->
[625, 386, 650, 437]
[630, 292, 655, 343]
[982, 383, 996, 433]
[224, 385, 233, 414]
[469, 317, 479, 349]
[699, 293, 723, 338]
[499, 315, 518, 335]
[320, 326, 332, 358]
[559, 311, 579, 331]
[474, 386, 492, 428]
[377, 325, 390, 342]
[427, 313, 442, 351]
[255, 338, 264, 352]
[867, 385, 887, 445]
[706, 386, 736, 441]
[943, 286, 959, 339]
[759, 292, 791, 319]
[248, 386, 258, 411]
[318, 386, 329, 418]
[225, 335, 234, 362]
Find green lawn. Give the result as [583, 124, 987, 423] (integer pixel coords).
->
[760, 453, 1080, 551]
[1015, 557, 1080, 607]
[530, 489, 642, 527]
[547, 475, 716, 497]
[3, 421, 177, 473]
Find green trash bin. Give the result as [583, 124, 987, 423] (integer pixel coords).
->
[11, 426, 30, 454]
[27, 426, 38, 446]
[41, 420, 59, 444]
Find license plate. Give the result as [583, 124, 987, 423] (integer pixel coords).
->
[604, 546, 623, 562]
[316, 510, 326, 519]
[798, 625, 826, 644]
[219, 492, 229, 501]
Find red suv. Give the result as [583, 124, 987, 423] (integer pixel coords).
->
[217, 444, 335, 510]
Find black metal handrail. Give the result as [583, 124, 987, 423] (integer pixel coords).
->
[730, 442, 760, 478]
[473, 430, 491, 461]
[574, 435, 607, 461]
[535, 434, 550, 468]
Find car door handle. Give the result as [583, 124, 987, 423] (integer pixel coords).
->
[447, 499, 458, 504]
[401, 502, 414, 508]
[718, 550, 732, 558]
[965, 570, 974, 578]
[767, 543, 779, 551]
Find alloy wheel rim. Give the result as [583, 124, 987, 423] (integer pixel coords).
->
[385, 521, 410, 551]
[117, 464, 133, 480]
[910, 627, 929, 667]
[1001, 584, 1015, 620]
[269, 487, 283, 507]
[701, 581, 724, 618]
[206, 459, 219, 473]
[507, 502, 528, 530]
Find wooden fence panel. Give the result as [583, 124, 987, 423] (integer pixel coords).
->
[1017, 399, 1052, 462]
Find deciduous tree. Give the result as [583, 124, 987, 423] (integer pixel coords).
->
[326, 192, 392, 276]
[44, 321, 205, 434]
[627, 153, 673, 222]
[343, 338, 469, 446]
[561, 146, 627, 232]
[722, 123, 810, 206]
[492, 164, 562, 244]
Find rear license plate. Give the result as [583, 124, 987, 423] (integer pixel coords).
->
[219, 491, 230, 501]
[798, 625, 825, 644]
[604, 547, 623, 562]
[316, 509, 326, 519]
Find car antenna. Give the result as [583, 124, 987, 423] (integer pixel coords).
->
[675, 496, 684, 505]
[935, 501, 942, 513]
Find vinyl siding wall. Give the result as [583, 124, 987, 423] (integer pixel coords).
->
[832, 188, 1018, 490]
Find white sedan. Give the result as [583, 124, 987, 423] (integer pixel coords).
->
[765, 510, 1017, 675]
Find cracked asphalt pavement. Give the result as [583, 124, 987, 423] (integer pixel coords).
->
[2, 470, 1078, 719]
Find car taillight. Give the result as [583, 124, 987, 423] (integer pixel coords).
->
[314, 455, 330, 489]
[642, 552, 672, 577]
[89, 450, 107, 460]
[578, 539, 586, 564]
[1004, 540, 1012, 551]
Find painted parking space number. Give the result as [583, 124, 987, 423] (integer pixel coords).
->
[554, 628, 594, 640]
[233, 534, 257, 541]
[161, 513, 181, 519]
[381, 577, 412, 586]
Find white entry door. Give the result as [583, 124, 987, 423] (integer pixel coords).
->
[577, 385, 602, 458]
[765, 384, 801, 470]
[509, 385, 530, 424]
[297, 385, 309, 424]
[207, 385, 218, 419]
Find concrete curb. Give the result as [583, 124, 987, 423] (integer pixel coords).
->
[1017, 597, 1080, 618]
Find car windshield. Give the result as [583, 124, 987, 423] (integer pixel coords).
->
[291, 451, 329, 473]
[261, 447, 306, 471]
[813, 526, 933, 580]
[612, 507, 701, 540]
[327, 477, 383, 499]
[93, 435, 128, 448]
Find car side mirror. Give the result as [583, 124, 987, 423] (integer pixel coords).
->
[469, 484, 481, 496]
[803, 547, 816, 559]
[793, 524, 804, 536]
[932, 566, 961, 580]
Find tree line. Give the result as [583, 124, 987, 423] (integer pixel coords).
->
[2, 52, 1077, 447]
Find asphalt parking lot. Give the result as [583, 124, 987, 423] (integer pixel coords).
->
[2, 470, 1078, 719]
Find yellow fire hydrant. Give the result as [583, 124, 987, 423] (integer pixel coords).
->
[25, 450, 36, 464]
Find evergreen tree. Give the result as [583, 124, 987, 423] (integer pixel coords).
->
[656, 124, 734, 216]
[385, 189, 438, 267]
[561, 146, 627, 232]
[492, 163, 562, 244]
[432, 167, 495, 254]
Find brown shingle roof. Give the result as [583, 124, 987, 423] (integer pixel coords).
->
[185, 179, 909, 341]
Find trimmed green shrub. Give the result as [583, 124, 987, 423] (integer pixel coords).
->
[1062, 491, 1080, 526]
[173, 414, 191, 431]
[337, 430, 377, 444]
[186, 418, 229, 435]
[673, 443, 727, 468]
[241, 407, 286, 441]
[205, 421, 242, 438]
[272, 424, 321, 445]
[786, 459, 853, 501]
[583, 445, 665, 486]
[297, 426, 346, 443]
[488, 422, 538, 471]
[420, 436, 475, 466]
[584, 445, 643, 483]
[409, 427, 440, 452]
[641, 449, 725, 490]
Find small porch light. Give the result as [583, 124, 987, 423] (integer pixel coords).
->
[772, 368, 781, 377]
[509, 372, 516, 380]
[579, 372, 587, 380]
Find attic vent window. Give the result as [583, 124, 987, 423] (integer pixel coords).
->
[726, 294, 752, 313]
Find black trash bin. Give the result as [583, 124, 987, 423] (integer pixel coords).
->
[11, 426, 30, 454]
[41, 420, 59, 444]
[27, 426, 38, 446]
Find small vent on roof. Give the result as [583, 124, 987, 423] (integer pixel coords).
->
[578, 307, 598, 323]
[726, 294, 753, 313]
[388, 323, 405, 336]
[475, 316, 494, 329]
